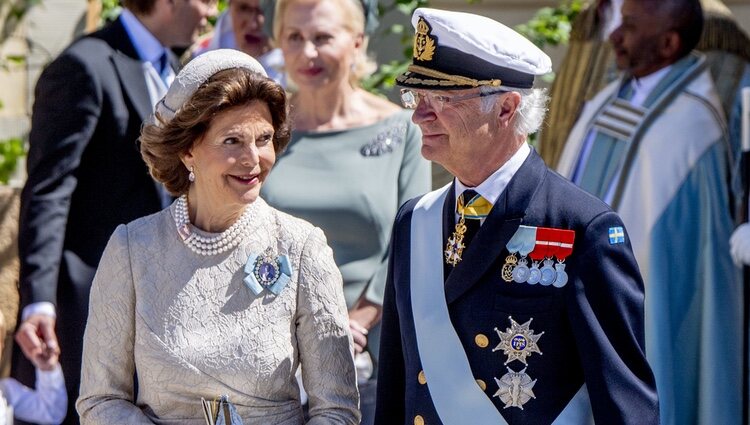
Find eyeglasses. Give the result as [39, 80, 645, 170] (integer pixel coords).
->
[400, 88, 507, 112]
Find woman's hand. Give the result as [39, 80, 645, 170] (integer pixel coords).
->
[348, 298, 383, 353]
[348, 320, 369, 354]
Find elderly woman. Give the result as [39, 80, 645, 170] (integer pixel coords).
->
[75, 50, 359, 425]
[261, 0, 431, 422]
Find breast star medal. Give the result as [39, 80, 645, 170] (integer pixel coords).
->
[492, 316, 544, 366]
[444, 219, 467, 266]
[493, 367, 537, 410]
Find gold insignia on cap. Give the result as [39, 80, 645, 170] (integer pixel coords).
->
[413, 17, 436, 62]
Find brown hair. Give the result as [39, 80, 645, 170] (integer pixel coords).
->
[140, 68, 291, 195]
[121, 0, 158, 16]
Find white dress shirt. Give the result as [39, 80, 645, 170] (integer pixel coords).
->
[0, 364, 67, 425]
[454, 142, 531, 224]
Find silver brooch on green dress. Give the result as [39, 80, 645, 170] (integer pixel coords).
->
[360, 123, 407, 156]
[243, 247, 292, 295]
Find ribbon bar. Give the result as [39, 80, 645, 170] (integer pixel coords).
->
[529, 227, 575, 261]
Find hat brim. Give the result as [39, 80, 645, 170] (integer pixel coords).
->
[396, 70, 482, 90]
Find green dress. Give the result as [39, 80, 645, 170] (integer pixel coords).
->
[262, 109, 431, 317]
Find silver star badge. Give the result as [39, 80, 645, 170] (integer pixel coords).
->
[493, 367, 537, 409]
[493, 316, 544, 365]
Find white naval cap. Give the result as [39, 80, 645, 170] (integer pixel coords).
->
[397, 8, 552, 90]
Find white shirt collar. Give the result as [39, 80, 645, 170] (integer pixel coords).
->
[454, 142, 531, 211]
[629, 65, 672, 107]
[120, 9, 168, 65]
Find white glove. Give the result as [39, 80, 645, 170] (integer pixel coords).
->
[729, 223, 750, 267]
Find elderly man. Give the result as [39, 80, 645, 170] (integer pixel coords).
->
[557, 0, 742, 424]
[374, 8, 659, 425]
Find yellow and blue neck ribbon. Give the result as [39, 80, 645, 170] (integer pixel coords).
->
[457, 192, 493, 220]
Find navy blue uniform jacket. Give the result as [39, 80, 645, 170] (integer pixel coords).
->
[375, 150, 659, 425]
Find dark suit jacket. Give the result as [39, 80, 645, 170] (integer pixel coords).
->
[15, 16, 175, 423]
[375, 150, 659, 425]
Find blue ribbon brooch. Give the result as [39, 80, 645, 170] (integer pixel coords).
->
[243, 247, 292, 295]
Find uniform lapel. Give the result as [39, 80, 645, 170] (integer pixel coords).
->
[444, 150, 547, 304]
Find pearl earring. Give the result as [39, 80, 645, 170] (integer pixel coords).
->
[188, 166, 195, 182]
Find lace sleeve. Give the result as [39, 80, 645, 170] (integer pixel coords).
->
[295, 227, 360, 425]
[76, 225, 155, 424]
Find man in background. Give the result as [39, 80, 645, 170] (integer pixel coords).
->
[557, 1, 742, 423]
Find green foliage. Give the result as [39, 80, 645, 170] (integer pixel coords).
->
[0, 137, 24, 184]
[514, 0, 585, 49]
[361, 0, 428, 95]
[101, 0, 122, 25]
[0, 0, 33, 183]
[211, 0, 229, 26]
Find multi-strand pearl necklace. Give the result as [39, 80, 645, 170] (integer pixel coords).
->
[173, 194, 253, 256]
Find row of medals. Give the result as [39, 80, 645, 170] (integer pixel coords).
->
[492, 316, 544, 409]
[444, 224, 570, 288]
[501, 254, 569, 288]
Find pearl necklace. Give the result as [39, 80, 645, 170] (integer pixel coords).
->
[173, 195, 253, 256]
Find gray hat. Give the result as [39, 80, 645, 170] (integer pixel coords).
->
[155, 49, 268, 124]
[397, 8, 552, 90]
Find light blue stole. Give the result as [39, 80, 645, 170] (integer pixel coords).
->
[571, 55, 704, 205]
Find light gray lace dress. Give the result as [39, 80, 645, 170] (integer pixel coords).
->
[76, 198, 359, 425]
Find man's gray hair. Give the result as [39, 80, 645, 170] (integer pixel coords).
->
[479, 86, 549, 136]
[514, 88, 549, 136]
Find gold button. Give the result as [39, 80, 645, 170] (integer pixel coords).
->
[476, 379, 487, 391]
[475, 334, 489, 348]
[418, 370, 427, 385]
[414, 415, 425, 425]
